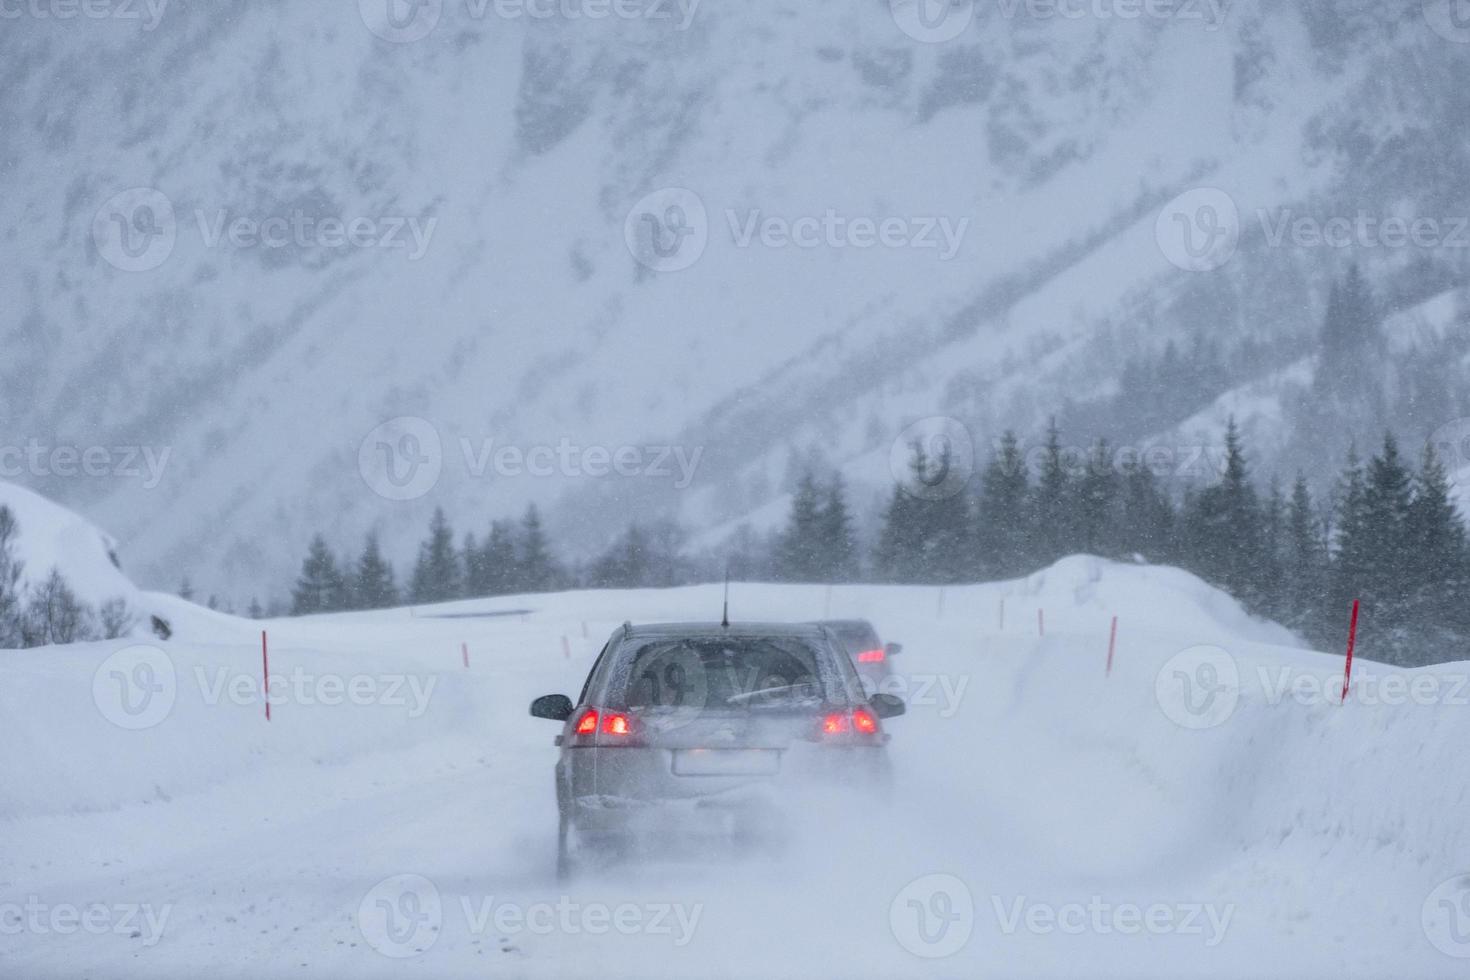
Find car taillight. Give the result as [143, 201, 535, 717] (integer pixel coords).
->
[569, 707, 640, 745]
[819, 708, 881, 739]
[856, 648, 886, 664]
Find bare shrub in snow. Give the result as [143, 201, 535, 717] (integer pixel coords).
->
[0, 506, 24, 648]
[98, 597, 136, 640]
[22, 568, 98, 647]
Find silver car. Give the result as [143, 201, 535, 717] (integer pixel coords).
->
[530, 621, 905, 878]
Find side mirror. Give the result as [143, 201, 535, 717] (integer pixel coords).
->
[885, 642, 903, 657]
[869, 692, 906, 719]
[530, 694, 574, 721]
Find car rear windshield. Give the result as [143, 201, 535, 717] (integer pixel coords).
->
[831, 625, 879, 653]
[608, 637, 848, 711]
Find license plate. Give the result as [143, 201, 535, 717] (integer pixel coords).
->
[672, 749, 780, 776]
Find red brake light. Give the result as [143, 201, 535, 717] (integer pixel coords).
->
[856, 648, 885, 664]
[821, 712, 850, 735]
[602, 712, 632, 736]
[852, 707, 879, 734]
[573, 710, 598, 735]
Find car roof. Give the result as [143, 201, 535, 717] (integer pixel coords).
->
[622, 621, 835, 641]
[809, 619, 875, 630]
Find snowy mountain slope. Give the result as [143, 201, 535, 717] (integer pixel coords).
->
[5, 2, 1470, 599]
[3, 558, 1468, 977]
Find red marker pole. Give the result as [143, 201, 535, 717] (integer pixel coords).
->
[562, 636, 571, 660]
[1105, 616, 1118, 676]
[461, 642, 470, 670]
[261, 630, 271, 722]
[1341, 599, 1360, 704]
[998, 597, 1005, 632]
[1037, 609, 1045, 637]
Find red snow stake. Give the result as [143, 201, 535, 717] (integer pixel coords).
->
[1105, 616, 1118, 676]
[1341, 599, 1360, 704]
[1037, 608, 1045, 637]
[261, 630, 271, 722]
[998, 597, 1005, 632]
[461, 642, 470, 670]
[562, 635, 571, 660]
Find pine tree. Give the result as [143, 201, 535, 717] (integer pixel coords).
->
[518, 505, 560, 593]
[1074, 438, 1121, 558]
[1283, 474, 1326, 636]
[817, 476, 859, 582]
[1119, 457, 1174, 564]
[1358, 433, 1415, 659]
[0, 506, 24, 648]
[178, 577, 195, 601]
[410, 509, 461, 604]
[461, 532, 487, 598]
[1404, 443, 1470, 655]
[482, 520, 519, 595]
[776, 472, 826, 582]
[353, 532, 398, 610]
[1030, 418, 1074, 567]
[292, 534, 346, 615]
[976, 431, 1030, 577]
[1180, 419, 1264, 608]
[1258, 477, 1287, 622]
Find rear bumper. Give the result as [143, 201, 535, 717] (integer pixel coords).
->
[560, 743, 891, 835]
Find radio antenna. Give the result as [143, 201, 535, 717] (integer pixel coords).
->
[721, 569, 730, 628]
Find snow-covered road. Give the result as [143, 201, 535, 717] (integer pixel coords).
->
[4, 559, 1469, 978]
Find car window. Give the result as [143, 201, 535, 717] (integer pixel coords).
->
[609, 637, 838, 710]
